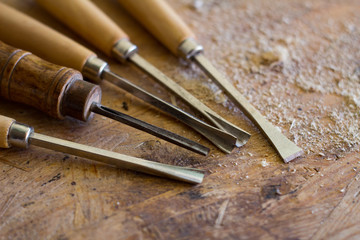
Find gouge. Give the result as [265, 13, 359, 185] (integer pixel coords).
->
[0, 115, 204, 183]
[34, 0, 250, 150]
[117, 0, 303, 162]
[0, 41, 209, 156]
[0, 2, 239, 153]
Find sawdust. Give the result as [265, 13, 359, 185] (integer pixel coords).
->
[189, 0, 203, 11]
[261, 160, 269, 167]
[171, 0, 360, 158]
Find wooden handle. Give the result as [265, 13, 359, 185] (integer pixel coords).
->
[0, 2, 96, 72]
[36, 0, 128, 56]
[0, 115, 15, 148]
[0, 41, 101, 121]
[118, 0, 195, 55]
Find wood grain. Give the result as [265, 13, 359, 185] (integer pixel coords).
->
[0, 0, 359, 239]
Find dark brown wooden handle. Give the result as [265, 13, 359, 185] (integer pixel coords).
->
[0, 41, 101, 121]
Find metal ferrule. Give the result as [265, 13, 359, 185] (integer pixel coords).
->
[178, 38, 204, 60]
[8, 122, 33, 149]
[82, 56, 109, 84]
[112, 39, 138, 63]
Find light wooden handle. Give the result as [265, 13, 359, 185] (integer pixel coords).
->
[118, 0, 195, 55]
[0, 41, 101, 121]
[36, 0, 128, 56]
[0, 115, 15, 148]
[0, 2, 95, 72]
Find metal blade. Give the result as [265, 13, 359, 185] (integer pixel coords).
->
[128, 53, 251, 146]
[101, 68, 239, 153]
[29, 132, 204, 183]
[193, 53, 303, 162]
[90, 102, 209, 156]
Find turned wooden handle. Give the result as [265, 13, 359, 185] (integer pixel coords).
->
[0, 41, 101, 121]
[0, 115, 15, 148]
[36, 0, 128, 56]
[0, 2, 95, 72]
[118, 0, 195, 55]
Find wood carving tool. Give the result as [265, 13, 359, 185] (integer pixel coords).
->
[0, 115, 204, 184]
[0, 2, 241, 154]
[33, 0, 251, 151]
[117, 0, 303, 162]
[0, 41, 209, 156]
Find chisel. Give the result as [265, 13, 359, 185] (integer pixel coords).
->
[33, 0, 251, 149]
[0, 115, 204, 183]
[0, 2, 241, 154]
[117, 0, 303, 162]
[0, 41, 209, 155]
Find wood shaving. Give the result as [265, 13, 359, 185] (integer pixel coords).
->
[261, 160, 269, 167]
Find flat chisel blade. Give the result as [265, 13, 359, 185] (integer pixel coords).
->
[29, 132, 204, 184]
[90, 102, 209, 156]
[193, 53, 303, 162]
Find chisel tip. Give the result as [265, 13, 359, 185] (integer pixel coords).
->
[281, 148, 304, 163]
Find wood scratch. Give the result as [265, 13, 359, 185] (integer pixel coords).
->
[0, 157, 29, 172]
[215, 199, 230, 227]
[311, 171, 360, 239]
[0, 193, 18, 220]
[150, 225, 165, 240]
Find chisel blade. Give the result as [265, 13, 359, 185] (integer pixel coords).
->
[193, 53, 303, 162]
[128, 53, 251, 148]
[28, 132, 204, 183]
[90, 102, 209, 156]
[101, 68, 241, 153]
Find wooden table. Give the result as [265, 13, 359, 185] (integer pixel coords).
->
[1, 0, 359, 239]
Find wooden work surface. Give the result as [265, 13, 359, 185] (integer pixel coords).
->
[1, 0, 360, 239]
